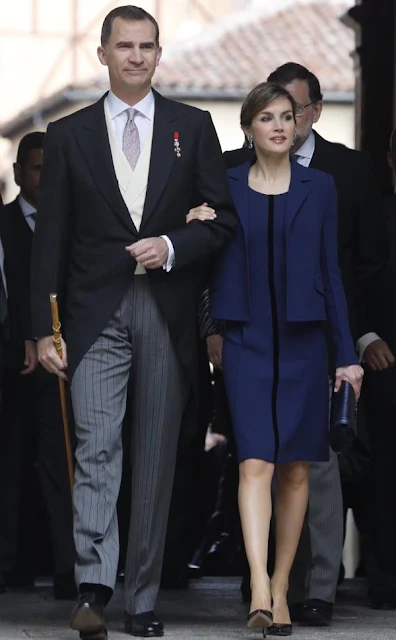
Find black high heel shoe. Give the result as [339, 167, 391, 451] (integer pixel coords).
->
[247, 609, 273, 636]
[267, 622, 293, 636]
[268, 593, 292, 636]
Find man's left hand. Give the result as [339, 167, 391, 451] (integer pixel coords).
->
[126, 237, 169, 269]
[363, 339, 395, 372]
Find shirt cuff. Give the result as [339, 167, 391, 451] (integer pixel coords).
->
[357, 332, 381, 362]
[160, 235, 175, 272]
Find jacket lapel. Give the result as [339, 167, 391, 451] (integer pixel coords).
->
[285, 159, 311, 234]
[140, 91, 177, 230]
[309, 131, 333, 173]
[104, 99, 134, 194]
[72, 95, 137, 234]
[229, 160, 311, 237]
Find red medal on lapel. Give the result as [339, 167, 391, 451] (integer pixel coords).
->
[173, 132, 181, 158]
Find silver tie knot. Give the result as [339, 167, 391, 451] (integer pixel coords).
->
[127, 107, 137, 124]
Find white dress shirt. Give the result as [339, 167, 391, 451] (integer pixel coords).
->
[106, 89, 155, 150]
[19, 194, 36, 232]
[106, 90, 174, 271]
[293, 129, 378, 360]
[293, 130, 315, 167]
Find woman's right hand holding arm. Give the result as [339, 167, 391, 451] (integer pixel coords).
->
[186, 203, 217, 224]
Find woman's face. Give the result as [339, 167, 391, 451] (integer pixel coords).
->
[245, 97, 295, 156]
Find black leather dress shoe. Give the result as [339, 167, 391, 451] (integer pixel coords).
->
[70, 592, 106, 633]
[299, 600, 333, 626]
[125, 611, 164, 637]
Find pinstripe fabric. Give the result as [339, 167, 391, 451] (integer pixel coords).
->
[198, 289, 223, 339]
[71, 277, 187, 613]
[305, 447, 343, 602]
[124, 279, 187, 614]
[289, 380, 343, 604]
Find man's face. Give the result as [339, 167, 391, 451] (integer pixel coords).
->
[13, 148, 43, 207]
[97, 18, 162, 99]
[282, 80, 322, 150]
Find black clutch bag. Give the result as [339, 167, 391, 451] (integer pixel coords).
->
[329, 381, 357, 455]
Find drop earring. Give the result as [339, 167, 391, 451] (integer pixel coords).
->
[248, 135, 253, 150]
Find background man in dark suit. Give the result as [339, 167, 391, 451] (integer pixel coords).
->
[31, 6, 237, 639]
[362, 130, 396, 608]
[0, 133, 76, 599]
[0, 191, 34, 594]
[216, 62, 387, 625]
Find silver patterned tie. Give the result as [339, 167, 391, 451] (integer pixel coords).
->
[122, 107, 141, 170]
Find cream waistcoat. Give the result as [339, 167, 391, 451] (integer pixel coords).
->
[104, 100, 154, 274]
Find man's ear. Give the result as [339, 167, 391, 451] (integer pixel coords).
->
[312, 101, 323, 124]
[155, 46, 162, 68]
[97, 46, 108, 67]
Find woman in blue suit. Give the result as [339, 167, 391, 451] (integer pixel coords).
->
[187, 83, 363, 636]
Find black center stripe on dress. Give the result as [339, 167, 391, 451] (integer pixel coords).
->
[267, 194, 280, 463]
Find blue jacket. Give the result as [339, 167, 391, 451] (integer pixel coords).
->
[209, 159, 358, 368]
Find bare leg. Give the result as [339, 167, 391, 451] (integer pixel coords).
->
[271, 462, 309, 624]
[238, 458, 275, 613]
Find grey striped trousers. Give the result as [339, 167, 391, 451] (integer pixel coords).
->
[288, 380, 343, 605]
[71, 277, 187, 614]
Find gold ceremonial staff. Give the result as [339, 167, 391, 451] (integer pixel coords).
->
[50, 293, 74, 494]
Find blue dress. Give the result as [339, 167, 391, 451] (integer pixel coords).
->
[222, 189, 330, 463]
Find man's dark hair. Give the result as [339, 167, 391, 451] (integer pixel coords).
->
[101, 5, 160, 47]
[16, 132, 45, 167]
[267, 63, 323, 103]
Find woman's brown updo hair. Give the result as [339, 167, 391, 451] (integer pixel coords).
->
[240, 82, 297, 129]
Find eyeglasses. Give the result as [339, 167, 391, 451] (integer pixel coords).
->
[295, 101, 315, 116]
